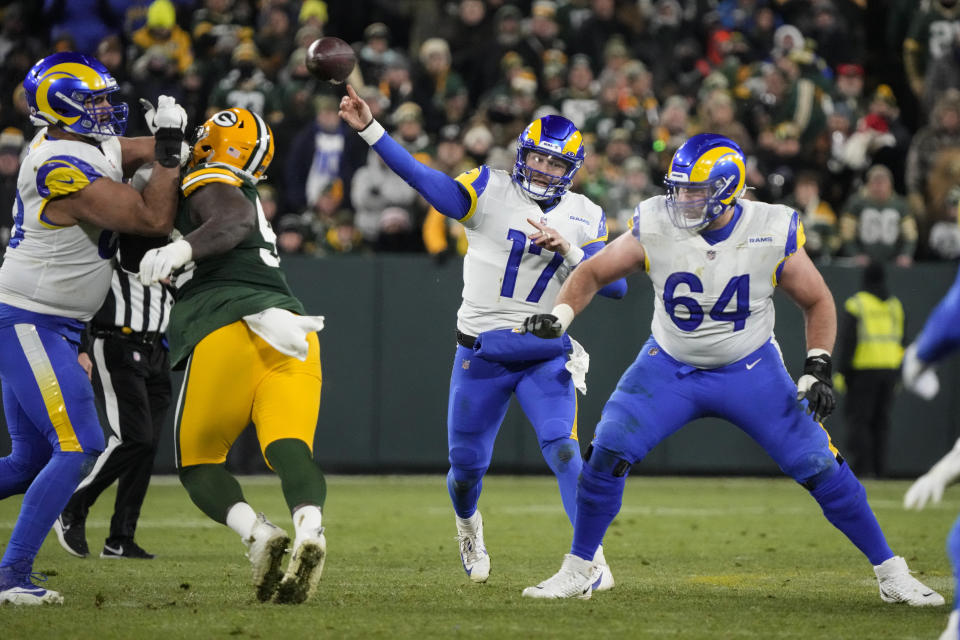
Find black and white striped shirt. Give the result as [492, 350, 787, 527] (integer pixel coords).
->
[91, 260, 173, 334]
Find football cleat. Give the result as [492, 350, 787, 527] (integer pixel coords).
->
[244, 513, 291, 602]
[522, 554, 602, 600]
[592, 545, 615, 592]
[274, 530, 326, 605]
[100, 539, 155, 559]
[53, 514, 89, 558]
[0, 564, 63, 606]
[456, 511, 490, 583]
[874, 555, 945, 606]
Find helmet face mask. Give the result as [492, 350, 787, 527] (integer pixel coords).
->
[663, 133, 746, 231]
[189, 108, 274, 182]
[513, 115, 584, 201]
[24, 52, 128, 140]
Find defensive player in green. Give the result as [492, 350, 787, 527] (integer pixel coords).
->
[138, 108, 327, 604]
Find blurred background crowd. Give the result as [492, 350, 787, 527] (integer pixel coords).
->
[2, 0, 960, 266]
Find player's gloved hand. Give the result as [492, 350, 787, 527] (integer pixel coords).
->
[520, 314, 563, 339]
[902, 342, 940, 400]
[138, 239, 193, 285]
[796, 349, 835, 422]
[904, 439, 960, 510]
[141, 96, 188, 168]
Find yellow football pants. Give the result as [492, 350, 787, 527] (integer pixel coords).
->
[174, 319, 322, 468]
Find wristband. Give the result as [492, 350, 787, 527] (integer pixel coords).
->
[551, 303, 575, 332]
[359, 119, 386, 145]
[562, 244, 585, 267]
[155, 128, 185, 168]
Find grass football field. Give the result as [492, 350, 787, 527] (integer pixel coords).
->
[0, 474, 955, 639]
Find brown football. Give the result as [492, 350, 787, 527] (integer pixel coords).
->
[305, 37, 356, 84]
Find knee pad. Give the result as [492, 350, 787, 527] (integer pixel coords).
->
[807, 460, 864, 506]
[794, 453, 842, 490]
[584, 444, 632, 478]
[542, 438, 582, 474]
[448, 465, 484, 491]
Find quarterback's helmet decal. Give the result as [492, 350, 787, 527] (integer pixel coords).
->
[189, 108, 274, 183]
[663, 133, 746, 231]
[512, 115, 584, 201]
[23, 52, 128, 140]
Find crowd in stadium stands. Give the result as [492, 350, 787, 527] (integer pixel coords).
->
[2, 0, 960, 263]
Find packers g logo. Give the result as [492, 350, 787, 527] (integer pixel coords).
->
[212, 110, 238, 127]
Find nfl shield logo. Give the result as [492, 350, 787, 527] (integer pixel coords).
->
[706, 250, 717, 260]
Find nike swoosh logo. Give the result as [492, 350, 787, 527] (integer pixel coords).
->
[104, 544, 123, 555]
[55, 177, 75, 184]
[746, 359, 761, 370]
[923, 591, 934, 597]
[591, 575, 602, 591]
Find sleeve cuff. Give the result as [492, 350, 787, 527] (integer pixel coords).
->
[359, 119, 386, 145]
[562, 244, 585, 267]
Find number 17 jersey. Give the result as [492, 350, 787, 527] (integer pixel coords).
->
[633, 196, 804, 368]
[454, 166, 608, 335]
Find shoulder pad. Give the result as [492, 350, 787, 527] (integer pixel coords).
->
[181, 165, 244, 197]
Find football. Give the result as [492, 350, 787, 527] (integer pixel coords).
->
[305, 37, 356, 84]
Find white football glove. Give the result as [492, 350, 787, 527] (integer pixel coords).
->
[140, 96, 188, 133]
[904, 437, 960, 510]
[138, 239, 193, 285]
[902, 342, 940, 400]
[243, 308, 325, 361]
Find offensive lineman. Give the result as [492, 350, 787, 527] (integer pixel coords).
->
[0, 51, 186, 605]
[339, 84, 626, 586]
[137, 108, 328, 605]
[520, 133, 944, 604]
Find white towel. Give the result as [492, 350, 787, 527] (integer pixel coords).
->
[565, 337, 590, 395]
[243, 307, 325, 361]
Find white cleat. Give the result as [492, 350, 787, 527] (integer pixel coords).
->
[939, 609, 959, 640]
[456, 511, 490, 583]
[0, 584, 63, 606]
[244, 513, 291, 602]
[522, 554, 602, 600]
[593, 545, 615, 592]
[275, 531, 327, 605]
[874, 555, 945, 606]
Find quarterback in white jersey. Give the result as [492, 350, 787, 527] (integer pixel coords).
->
[521, 133, 943, 605]
[0, 51, 185, 606]
[340, 86, 625, 588]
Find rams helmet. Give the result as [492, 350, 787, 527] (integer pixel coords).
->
[512, 115, 584, 200]
[189, 108, 274, 182]
[663, 133, 746, 231]
[23, 51, 128, 140]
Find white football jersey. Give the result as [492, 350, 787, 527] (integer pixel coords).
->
[633, 196, 804, 368]
[454, 167, 608, 335]
[0, 129, 123, 319]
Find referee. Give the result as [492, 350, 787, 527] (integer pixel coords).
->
[53, 235, 174, 559]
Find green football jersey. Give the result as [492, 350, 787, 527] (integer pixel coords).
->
[166, 163, 305, 368]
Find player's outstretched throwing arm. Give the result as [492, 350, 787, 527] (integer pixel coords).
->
[339, 84, 626, 299]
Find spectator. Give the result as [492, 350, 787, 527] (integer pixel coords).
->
[839, 165, 917, 266]
[781, 171, 840, 263]
[831, 63, 868, 123]
[286, 94, 351, 213]
[411, 38, 465, 134]
[903, 0, 960, 107]
[0, 127, 23, 254]
[207, 42, 278, 119]
[905, 89, 960, 249]
[350, 149, 419, 244]
[130, 0, 194, 76]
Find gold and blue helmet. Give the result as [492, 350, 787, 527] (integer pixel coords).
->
[663, 133, 746, 231]
[23, 52, 128, 140]
[512, 115, 584, 200]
